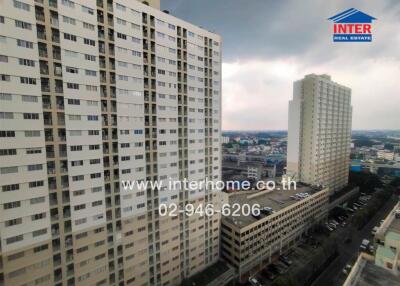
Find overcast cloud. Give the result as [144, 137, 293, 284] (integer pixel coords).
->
[162, 0, 400, 130]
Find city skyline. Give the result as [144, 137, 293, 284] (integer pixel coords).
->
[162, 0, 400, 131]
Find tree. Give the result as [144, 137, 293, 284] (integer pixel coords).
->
[384, 143, 394, 151]
[273, 275, 297, 286]
[390, 177, 400, 187]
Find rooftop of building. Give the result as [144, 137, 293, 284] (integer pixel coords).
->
[354, 260, 399, 286]
[224, 183, 325, 228]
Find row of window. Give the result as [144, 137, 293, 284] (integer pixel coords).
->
[0, 74, 37, 84]
[4, 212, 46, 227]
[0, 112, 40, 120]
[5, 227, 47, 245]
[64, 33, 95, 46]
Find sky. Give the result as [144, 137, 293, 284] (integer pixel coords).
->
[161, 0, 400, 131]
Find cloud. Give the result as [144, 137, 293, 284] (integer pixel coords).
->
[162, 0, 400, 130]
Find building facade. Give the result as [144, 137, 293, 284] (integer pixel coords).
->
[287, 74, 352, 192]
[0, 1, 222, 285]
[220, 186, 329, 281]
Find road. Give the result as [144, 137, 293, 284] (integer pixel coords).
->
[311, 195, 398, 286]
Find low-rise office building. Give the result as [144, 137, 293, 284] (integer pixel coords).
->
[220, 184, 330, 281]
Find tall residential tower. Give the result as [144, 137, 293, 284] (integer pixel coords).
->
[287, 74, 352, 192]
[0, 0, 222, 285]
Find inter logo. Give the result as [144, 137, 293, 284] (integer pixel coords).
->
[328, 8, 376, 42]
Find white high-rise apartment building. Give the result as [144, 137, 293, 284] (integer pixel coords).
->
[287, 74, 352, 192]
[0, 0, 222, 285]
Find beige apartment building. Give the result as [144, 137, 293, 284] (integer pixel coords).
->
[287, 74, 352, 192]
[220, 185, 330, 282]
[0, 0, 222, 285]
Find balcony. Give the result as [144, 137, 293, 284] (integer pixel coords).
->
[39, 49, 48, 58]
[50, 18, 59, 27]
[36, 13, 45, 22]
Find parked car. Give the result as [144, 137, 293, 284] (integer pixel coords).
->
[249, 277, 262, 286]
[279, 255, 293, 266]
[342, 264, 352, 275]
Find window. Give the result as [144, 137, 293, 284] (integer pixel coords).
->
[29, 180, 44, 188]
[14, 0, 30, 11]
[20, 77, 36, 85]
[7, 235, 23, 245]
[68, 98, 80, 105]
[66, 66, 78, 73]
[22, 95, 38, 102]
[1, 166, 18, 174]
[65, 50, 78, 57]
[2, 184, 19, 192]
[85, 69, 96, 76]
[67, 83, 79, 89]
[0, 149, 17, 156]
[0, 55, 8, 62]
[64, 33, 77, 41]
[90, 159, 100, 164]
[71, 160, 83, 166]
[17, 39, 33, 49]
[70, 145, 82, 151]
[117, 33, 127, 40]
[81, 5, 94, 15]
[90, 173, 101, 179]
[0, 74, 10, 81]
[72, 175, 84, 181]
[31, 213, 46, 221]
[63, 16, 76, 25]
[27, 164, 43, 171]
[83, 22, 94, 30]
[23, 113, 39, 119]
[87, 115, 98, 121]
[0, 130, 15, 137]
[4, 201, 21, 209]
[61, 0, 75, 8]
[74, 204, 86, 211]
[75, 218, 87, 226]
[86, 85, 97, 91]
[73, 190, 85, 196]
[85, 54, 96, 61]
[5, 218, 22, 227]
[84, 38, 95, 46]
[15, 20, 32, 30]
[32, 228, 47, 237]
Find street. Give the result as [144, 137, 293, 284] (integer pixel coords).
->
[311, 195, 399, 286]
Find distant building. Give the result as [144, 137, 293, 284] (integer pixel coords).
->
[377, 150, 395, 161]
[222, 136, 230, 144]
[287, 74, 352, 192]
[246, 164, 263, 180]
[221, 185, 329, 282]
